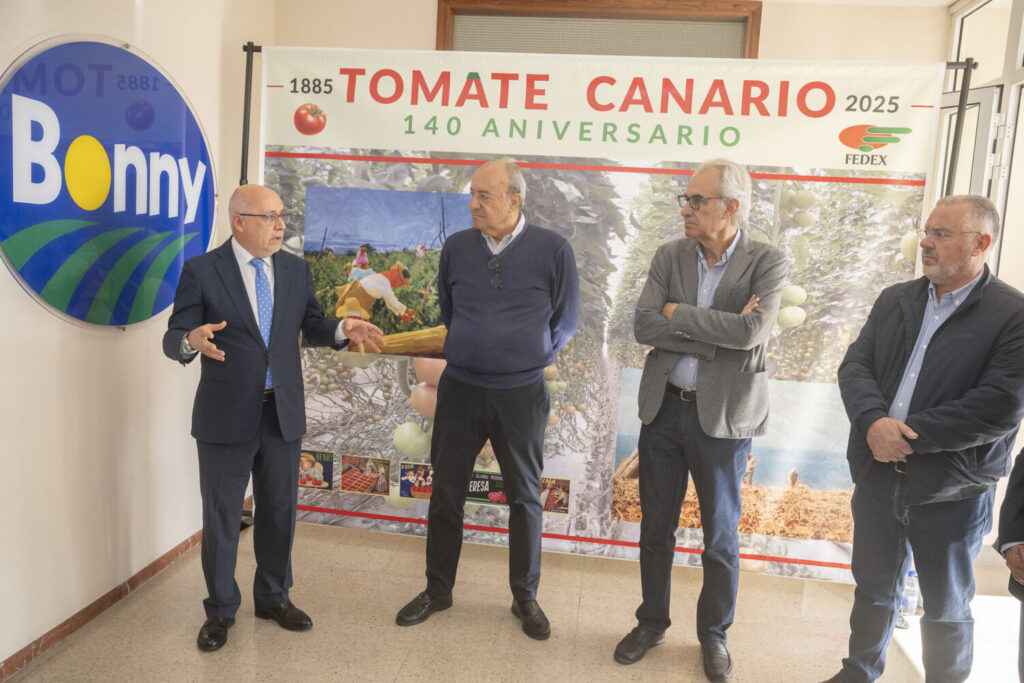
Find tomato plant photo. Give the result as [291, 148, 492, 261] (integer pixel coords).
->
[265, 145, 930, 581]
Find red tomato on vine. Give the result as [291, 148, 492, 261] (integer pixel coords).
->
[294, 103, 326, 135]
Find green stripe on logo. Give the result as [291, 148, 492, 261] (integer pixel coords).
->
[128, 232, 198, 324]
[866, 127, 912, 135]
[86, 231, 174, 325]
[39, 228, 140, 312]
[1, 219, 98, 269]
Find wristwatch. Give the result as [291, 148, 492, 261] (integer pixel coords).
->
[182, 332, 196, 354]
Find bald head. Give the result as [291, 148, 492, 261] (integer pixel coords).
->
[229, 184, 286, 258]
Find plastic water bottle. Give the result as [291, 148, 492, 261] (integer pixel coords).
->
[896, 570, 919, 629]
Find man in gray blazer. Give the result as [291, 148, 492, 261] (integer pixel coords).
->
[614, 159, 788, 681]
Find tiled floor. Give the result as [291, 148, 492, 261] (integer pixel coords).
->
[8, 523, 1020, 681]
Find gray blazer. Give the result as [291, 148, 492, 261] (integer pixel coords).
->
[634, 231, 788, 439]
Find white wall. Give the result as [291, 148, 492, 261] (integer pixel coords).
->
[760, 2, 950, 61]
[3, 0, 1017, 667]
[274, 0, 437, 49]
[0, 0, 275, 663]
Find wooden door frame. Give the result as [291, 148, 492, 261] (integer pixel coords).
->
[436, 0, 762, 58]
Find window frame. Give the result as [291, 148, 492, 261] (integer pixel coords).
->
[435, 0, 763, 58]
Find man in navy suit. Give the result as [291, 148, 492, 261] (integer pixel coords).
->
[163, 184, 384, 652]
[997, 449, 1024, 680]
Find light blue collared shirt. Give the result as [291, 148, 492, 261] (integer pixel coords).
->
[668, 230, 742, 390]
[482, 214, 526, 255]
[888, 271, 984, 422]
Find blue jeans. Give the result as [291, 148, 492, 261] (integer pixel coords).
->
[841, 462, 994, 683]
[635, 393, 749, 645]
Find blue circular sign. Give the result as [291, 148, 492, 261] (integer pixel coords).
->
[0, 37, 215, 326]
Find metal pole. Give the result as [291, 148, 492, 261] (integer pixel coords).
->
[240, 42, 262, 186]
[944, 57, 976, 197]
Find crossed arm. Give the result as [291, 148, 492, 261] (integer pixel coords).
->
[634, 244, 788, 355]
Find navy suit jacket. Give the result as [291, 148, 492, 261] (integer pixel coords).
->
[162, 238, 343, 443]
[998, 449, 1024, 601]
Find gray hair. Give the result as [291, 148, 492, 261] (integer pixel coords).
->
[491, 158, 526, 206]
[695, 158, 751, 228]
[936, 194, 1000, 241]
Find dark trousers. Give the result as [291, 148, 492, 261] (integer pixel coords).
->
[425, 374, 549, 601]
[197, 399, 300, 617]
[635, 393, 749, 646]
[841, 463, 994, 683]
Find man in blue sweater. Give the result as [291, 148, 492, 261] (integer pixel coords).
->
[822, 195, 1024, 683]
[395, 159, 579, 640]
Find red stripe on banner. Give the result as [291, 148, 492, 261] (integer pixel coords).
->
[262, 151, 924, 186]
[296, 505, 852, 570]
[910, 105, 935, 108]
[266, 85, 285, 88]
[749, 173, 923, 186]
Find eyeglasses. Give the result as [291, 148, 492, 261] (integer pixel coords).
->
[677, 195, 721, 210]
[238, 212, 289, 225]
[488, 255, 502, 289]
[917, 228, 983, 242]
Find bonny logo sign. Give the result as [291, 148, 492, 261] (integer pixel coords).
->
[0, 38, 215, 326]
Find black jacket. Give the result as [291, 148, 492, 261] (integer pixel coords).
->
[998, 449, 1024, 600]
[838, 266, 1024, 504]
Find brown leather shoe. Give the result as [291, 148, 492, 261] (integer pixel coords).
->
[396, 591, 453, 626]
[254, 601, 312, 631]
[614, 625, 665, 664]
[701, 642, 733, 681]
[511, 599, 550, 640]
[196, 616, 234, 652]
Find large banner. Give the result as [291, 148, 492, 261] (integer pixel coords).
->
[260, 47, 943, 582]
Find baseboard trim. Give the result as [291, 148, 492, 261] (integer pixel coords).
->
[0, 529, 200, 680]
[0, 495, 253, 681]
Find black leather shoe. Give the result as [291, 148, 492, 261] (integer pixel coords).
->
[511, 599, 550, 640]
[396, 591, 453, 626]
[614, 625, 665, 664]
[254, 601, 313, 631]
[196, 616, 234, 652]
[701, 642, 733, 681]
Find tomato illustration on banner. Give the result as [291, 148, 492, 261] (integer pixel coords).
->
[0, 38, 215, 326]
[293, 103, 326, 135]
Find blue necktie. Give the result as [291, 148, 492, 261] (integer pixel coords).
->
[251, 257, 273, 388]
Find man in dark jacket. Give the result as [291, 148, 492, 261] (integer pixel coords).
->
[996, 449, 1024, 679]
[822, 195, 1024, 683]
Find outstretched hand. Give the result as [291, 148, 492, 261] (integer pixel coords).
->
[342, 318, 386, 356]
[188, 321, 228, 361]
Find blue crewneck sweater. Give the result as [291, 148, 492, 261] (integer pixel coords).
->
[438, 223, 579, 388]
